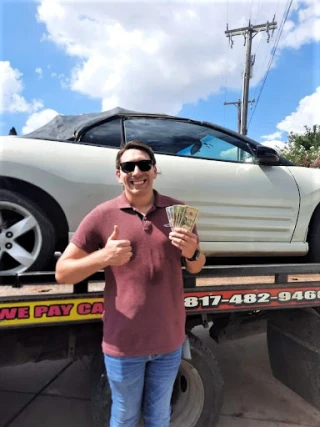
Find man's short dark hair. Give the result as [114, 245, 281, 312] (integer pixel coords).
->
[116, 141, 156, 170]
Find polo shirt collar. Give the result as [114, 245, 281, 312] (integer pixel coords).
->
[117, 190, 171, 210]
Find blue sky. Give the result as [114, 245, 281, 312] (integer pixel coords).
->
[1, 0, 319, 148]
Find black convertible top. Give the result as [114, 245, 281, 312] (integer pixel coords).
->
[22, 106, 294, 166]
[24, 107, 171, 141]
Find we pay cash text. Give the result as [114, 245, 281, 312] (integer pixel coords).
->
[0, 301, 104, 321]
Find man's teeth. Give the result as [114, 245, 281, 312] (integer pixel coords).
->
[131, 180, 145, 184]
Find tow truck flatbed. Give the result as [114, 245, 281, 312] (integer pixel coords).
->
[1, 263, 320, 329]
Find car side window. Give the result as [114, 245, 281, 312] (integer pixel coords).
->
[80, 118, 121, 147]
[124, 118, 253, 162]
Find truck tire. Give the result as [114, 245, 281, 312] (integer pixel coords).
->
[0, 189, 56, 274]
[90, 331, 224, 427]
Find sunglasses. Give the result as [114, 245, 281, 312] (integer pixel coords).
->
[120, 160, 154, 173]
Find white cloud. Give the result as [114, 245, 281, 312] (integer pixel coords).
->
[261, 131, 283, 141]
[261, 140, 286, 151]
[260, 131, 286, 151]
[277, 86, 320, 134]
[279, 0, 320, 49]
[261, 86, 320, 145]
[0, 121, 5, 135]
[36, 0, 318, 115]
[22, 109, 59, 134]
[0, 61, 43, 114]
[50, 71, 68, 88]
[35, 67, 43, 79]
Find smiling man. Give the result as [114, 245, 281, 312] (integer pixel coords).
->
[55, 140, 206, 427]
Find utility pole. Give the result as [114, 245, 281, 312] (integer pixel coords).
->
[225, 19, 277, 135]
[224, 99, 241, 133]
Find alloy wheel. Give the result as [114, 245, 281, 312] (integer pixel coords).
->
[0, 201, 42, 275]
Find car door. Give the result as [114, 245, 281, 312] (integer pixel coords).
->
[123, 117, 301, 252]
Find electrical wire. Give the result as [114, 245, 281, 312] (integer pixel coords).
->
[250, 0, 281, 106]
[248, 0, 294, 128]
[223, 0, 229, 126]
[253, 0, 280, 57]
[249, 0, 255, 21]
[252, 0, 262, 24]
[249, 0, 293, 120]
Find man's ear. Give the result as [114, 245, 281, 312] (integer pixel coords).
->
[116, 169, 122, 183]
[153, 165, 158, 179]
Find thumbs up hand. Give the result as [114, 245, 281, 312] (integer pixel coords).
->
[102, 225, 132, 266]
[108, 225, 120, 241]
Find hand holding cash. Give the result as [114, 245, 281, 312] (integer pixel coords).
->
[167, 205, 199, 259]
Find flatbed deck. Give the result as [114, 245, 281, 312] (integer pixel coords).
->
[1, 263, 320, 329]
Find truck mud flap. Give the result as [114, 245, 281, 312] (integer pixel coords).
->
[267, 308, 320, 411]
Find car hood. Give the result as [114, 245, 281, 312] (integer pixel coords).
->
[0, 135, 20, 160]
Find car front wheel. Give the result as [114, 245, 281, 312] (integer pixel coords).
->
[0, 189, 56, 275]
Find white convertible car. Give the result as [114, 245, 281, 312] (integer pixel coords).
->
[1, 107, 320, 275]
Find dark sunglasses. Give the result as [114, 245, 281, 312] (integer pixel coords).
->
[120, 160, 154, 173]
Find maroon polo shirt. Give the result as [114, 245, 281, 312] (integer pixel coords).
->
[71, 190, 194, 357]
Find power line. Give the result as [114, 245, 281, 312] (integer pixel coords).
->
[248, 0, 294, 128]
[250, 0, 281, 104]
[252, 30, 263, 57]
[223, 0, 230, 126]
[253, 0, 280, 57]
[249, 0, 255, 21]
[252, 0, 262, 24]
[249, 0, 292, 126]
[223, 48, 231, 127]
[225, 20, 277, 135]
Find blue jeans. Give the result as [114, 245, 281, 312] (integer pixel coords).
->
[104, 346, 182, 427]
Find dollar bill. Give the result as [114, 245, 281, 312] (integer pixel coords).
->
[180, 205, 199, 231]
[165, 204, 199, 231]
[172, 205, 181, 227]
[166, 206, 174, 228]
[176, 205, 186, 227]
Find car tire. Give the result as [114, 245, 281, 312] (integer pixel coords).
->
[0, 189, 56, 274]
[90, 331, 224, 427]
[306, 207, 320, 262]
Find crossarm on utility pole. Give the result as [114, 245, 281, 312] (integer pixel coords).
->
[225, 22, 277, 37]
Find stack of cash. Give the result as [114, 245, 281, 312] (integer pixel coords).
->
[166, 205, 199, 232]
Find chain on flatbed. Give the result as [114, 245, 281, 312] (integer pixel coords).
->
[1, 264, 320, 329]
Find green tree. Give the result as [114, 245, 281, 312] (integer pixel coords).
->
[280, 125, 320, 168]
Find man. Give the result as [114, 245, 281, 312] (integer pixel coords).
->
[55, 140, 206, 427]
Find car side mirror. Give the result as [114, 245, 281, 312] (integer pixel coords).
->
[255, 145, 280, 166]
